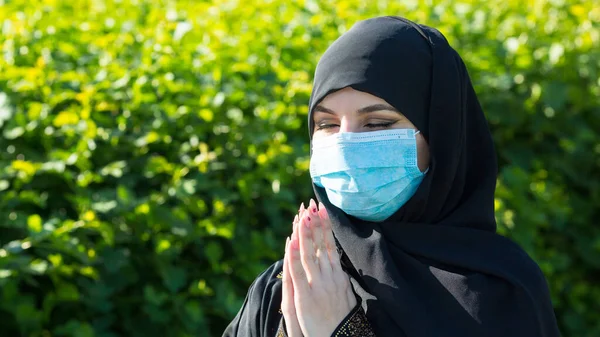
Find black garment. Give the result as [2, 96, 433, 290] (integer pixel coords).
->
[222, 259, 375, 337]
[223, 16, 560, 337]
[276, 293, 375, 337]
[223, 261, 283, 337]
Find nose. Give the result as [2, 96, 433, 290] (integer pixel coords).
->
[339, 117, 359, 133]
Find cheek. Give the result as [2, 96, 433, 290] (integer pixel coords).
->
[416, 136, 430, 172]
[312, 130, 332, 140]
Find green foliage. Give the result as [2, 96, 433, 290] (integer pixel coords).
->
[0, 0, 598, 336]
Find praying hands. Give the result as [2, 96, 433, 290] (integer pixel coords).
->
[281, 199, 357, 337]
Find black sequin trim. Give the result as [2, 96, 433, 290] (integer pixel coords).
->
[332, 304, 376, 337]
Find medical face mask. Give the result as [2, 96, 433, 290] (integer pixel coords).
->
[310, 129, 427, 222]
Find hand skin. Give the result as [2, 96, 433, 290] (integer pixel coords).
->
[281, 199, 357, 337]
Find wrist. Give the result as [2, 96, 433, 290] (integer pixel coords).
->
[330, 302, 363, 337]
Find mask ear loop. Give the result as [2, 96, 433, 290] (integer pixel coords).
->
[413, 130, 430, 174]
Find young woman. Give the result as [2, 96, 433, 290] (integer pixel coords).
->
[223, 16, 560, 337]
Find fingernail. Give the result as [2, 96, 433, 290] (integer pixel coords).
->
[309, 199, 317, 213]
[294, 214, 298, 223]
[299, 202, 305, 213]
[303, 216, 310, 228]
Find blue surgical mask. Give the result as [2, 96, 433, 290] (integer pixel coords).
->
[310, 129, 427, 222]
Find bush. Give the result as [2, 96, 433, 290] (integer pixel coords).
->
[0, 0, 598, 336]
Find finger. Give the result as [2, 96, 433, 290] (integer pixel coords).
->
[282, 238, 294, 309]
[318, 202, 343, 273]
[299, 210, 320, 283]
[292, 214, 299, 242]
[289, 230, 310, 292]
[309, 199, 332, 278]
[295, 204, 304, 244]
[282, 237, 303, 337]
[292, 214, 300, 237]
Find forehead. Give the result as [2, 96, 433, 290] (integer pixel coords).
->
[318, 87, 388, 108]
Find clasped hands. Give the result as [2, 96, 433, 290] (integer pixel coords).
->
[281, 199, 357, 337]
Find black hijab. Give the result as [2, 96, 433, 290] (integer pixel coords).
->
[309, 16, 560, 337]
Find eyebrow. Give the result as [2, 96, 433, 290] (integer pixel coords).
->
[314, 103, 400, 115]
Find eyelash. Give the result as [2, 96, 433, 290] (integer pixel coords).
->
[316, 122, 396, 130]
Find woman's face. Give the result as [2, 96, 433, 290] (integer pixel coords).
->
[312, 87, 430, 172]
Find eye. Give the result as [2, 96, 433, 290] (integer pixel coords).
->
[315, 122, 339, 130]
[365, 122, 396, 128]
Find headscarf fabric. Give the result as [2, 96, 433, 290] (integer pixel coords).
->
[309, 16, 560, 337]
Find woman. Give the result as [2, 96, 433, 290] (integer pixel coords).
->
[223, 16, 560, 337]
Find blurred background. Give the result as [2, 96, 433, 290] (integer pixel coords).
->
[0, 0, 598, 336]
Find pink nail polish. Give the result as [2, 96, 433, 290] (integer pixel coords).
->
[304, 217, 311, 228]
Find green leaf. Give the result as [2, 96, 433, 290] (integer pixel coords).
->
[56, 282, 80, 301]
[161, 265, 187, 293]
[143, 285, 168, 306]
[27, 215, 43, 233]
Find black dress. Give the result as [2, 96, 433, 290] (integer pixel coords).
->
[223, 251, 376, 337]
[223, 16, 560, 337]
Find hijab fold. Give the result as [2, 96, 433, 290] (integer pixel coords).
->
[309, 16, 560, 337]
